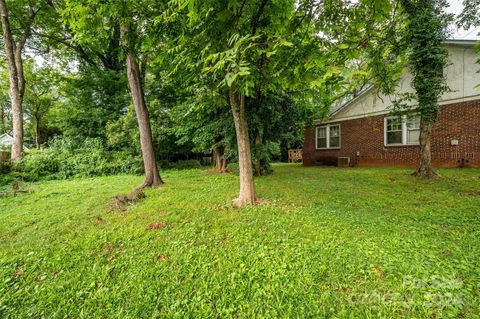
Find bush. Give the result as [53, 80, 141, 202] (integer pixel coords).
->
[0, 158, 12, 174]
[157, 160, 204, 170]
[168, 160, 202, 170]
[108, 151, 144, 175]
[19, 137, 144, 181]
[0, 171, 23, 188]
[12, 137, 205, 184]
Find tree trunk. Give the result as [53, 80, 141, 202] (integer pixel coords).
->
[0, 104, 5, 133]
[212, 146, 220, 170]
[254, 132, 262, 176]
[121, 25, 162, 189]
[35, 118, 40, 149]
[0, 0, 24, 161]
[229, 88, 257, 206]
[221, 157, 228, 172]
[414, 117, 437, 178]
[212, 146, 221, 172]
[14, 49, 26, 99]
[212, 145, 227, 173]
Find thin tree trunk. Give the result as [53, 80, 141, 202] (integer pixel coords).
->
[212, 146, 220, 170]
[35, 118, 40, 149]
[212, 146, 222, 172]
[221, 156, 228, 172]
[0, 0, 23, 161]
[255, 132, 262, 176]
[14, 49, 26, 99]
[414, 117, 437, 178]
[212, 145, 227, 173]
[121, 25, 162, 189]
[229, 88, 257, 206]
[0, 104, 5, 133]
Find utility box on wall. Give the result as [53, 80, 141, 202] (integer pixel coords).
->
[337, 157, 350, 167]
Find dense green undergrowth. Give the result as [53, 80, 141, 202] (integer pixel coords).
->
[0, 137, 204, 187]
[0, 164, 479, 318]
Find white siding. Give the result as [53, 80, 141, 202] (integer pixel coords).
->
[0, 134, 13, 149]
[330, 43, 480, 122]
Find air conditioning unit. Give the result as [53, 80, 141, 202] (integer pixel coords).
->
[337, 157, 350, 167]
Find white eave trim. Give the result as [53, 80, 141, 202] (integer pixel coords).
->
[443, 39, 478, 46]
[315, 94, 480, 125]
[329, 86, 375, 118]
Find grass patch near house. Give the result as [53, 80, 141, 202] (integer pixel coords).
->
[0, 164, 479, 318]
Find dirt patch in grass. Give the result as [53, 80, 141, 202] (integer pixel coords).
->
[156, 254, 170, 261]
[14, 267, 24, 278]
[104, 242, 116, 261]
[146, 221, 167, 230]
[108, 190, 145, 211]
[156, 210, 168, 216]
[372, 267, 384, 278]
[105, 242, 115, 252]
[201, 169, 234, 175]
[210, 204, 231, 212]
[256, 198, 273, 206]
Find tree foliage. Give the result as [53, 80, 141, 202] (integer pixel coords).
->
[457, 0, 480, 30]
[395, 0, 452, 123]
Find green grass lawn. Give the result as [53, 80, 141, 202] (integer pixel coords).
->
[0, 164, 479, 318]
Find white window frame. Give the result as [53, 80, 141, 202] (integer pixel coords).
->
[316, 124, 341, 150]
[384, 115, 420, 146]
[406, 116, 421, 145]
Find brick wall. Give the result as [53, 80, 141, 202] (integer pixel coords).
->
[303, 100, 480, 168]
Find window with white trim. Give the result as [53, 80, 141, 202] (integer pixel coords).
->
[316, 124, 341, 149]
[406, 116, 420, 144]
[384, 115, 420, 146]
[385, 117, 403, 144]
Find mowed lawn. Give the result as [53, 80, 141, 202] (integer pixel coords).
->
[0, 164, 479, 318]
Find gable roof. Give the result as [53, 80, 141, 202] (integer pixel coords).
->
[327, 39, 479, 120]
[0, 133, 13, 142]
[0, 133, 13, 150]
[329, 85, 374, 117]
[0, 133, 31, 151]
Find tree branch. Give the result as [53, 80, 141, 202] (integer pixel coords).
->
[251, 0, 269, 36]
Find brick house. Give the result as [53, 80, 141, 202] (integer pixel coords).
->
[303, 40, 480, 168]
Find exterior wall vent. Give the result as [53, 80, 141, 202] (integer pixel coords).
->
[338, 157, 350, 167]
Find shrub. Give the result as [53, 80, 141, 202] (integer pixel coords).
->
[108, 151, 144, 175]
[157, 160, 170, 169]
[0, 171, 23, 188]
[14, 137, 206, 183]
[157, 159, 204, 170]
[169, 160, 202, 170]
[19, 137, 144, 181]
[0, 158, 12, 174]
